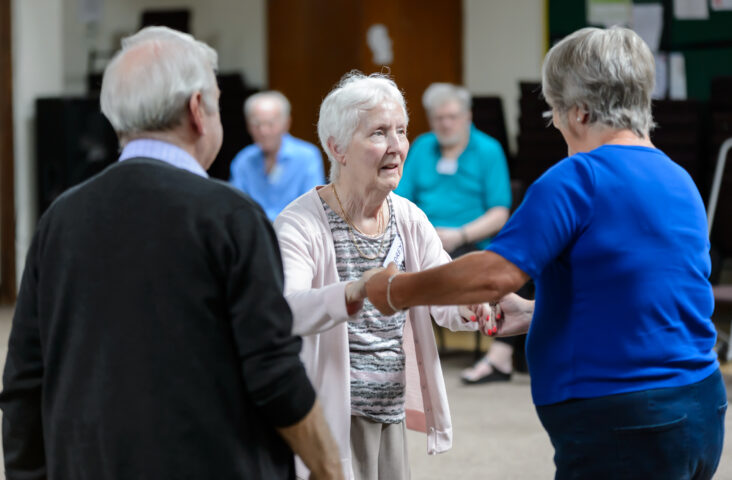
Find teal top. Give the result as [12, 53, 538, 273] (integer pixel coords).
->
[396, 125, 511, 249]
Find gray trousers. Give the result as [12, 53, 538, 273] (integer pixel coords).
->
[350, 416, 410, 480]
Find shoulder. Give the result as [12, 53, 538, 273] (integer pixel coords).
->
[468, 127, 503, 154]
[532, 152, 595, 195]
[410, 132, 438, 150]
[274, 188, 323, 232]
[231, 144, 261, 166]
[391, 192, 431, 226]
[284, 135, 321, 157]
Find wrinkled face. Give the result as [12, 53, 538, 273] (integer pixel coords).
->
[428, 99, 470, 147]
[340, 101, 409, 193]
[201, 85, 224, 170]
[247, 98, 289, 155]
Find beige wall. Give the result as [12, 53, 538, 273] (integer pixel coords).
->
[62, 0, 266, 93]
[464, 0, 546, 155]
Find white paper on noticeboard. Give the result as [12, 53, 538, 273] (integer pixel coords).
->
[711, 0, 732, 10]
[632, 3, 664, 52]
[587, 0, 632, 27]
[673, 0, 709, 19]
[669, 53, 687, 100]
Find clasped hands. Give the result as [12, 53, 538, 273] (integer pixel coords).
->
[346, 263, 504, 337]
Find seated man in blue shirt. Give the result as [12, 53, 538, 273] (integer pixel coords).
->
[230, 91, 325, 220]
[396, 82, 515, 384]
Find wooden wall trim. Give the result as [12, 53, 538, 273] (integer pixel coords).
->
[0, 0, 16, 304]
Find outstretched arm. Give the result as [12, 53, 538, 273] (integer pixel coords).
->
[366, 250, 529, 314]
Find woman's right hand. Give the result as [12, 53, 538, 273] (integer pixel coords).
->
[469, 293, 534, 337]
[344, 267, 384, 315]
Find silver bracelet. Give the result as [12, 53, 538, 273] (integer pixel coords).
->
[386, 273, 402, 313]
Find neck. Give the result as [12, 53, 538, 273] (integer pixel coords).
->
[125, 130, 206, 169]
[576, 125, 653, 153]
[440, 133, 469, 159]
[331, 180, 388, 235]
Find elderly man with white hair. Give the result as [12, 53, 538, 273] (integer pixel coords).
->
[396, 82, 516, 385]
[230, 91, 325, 221]
[0, 26, 342, 480]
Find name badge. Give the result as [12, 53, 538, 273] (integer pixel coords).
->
[436, 157, 458, 175]
[383, 233, 405, 271]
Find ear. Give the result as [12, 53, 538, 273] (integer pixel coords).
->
[189, 92, 206, 135]
[327, 137, 347, 165]
[575, 104, 589, 125]
[283, 115, 292, 133]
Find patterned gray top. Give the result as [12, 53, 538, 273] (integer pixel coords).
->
[320, 195, 407, 424]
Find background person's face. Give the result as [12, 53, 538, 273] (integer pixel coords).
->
[247, 99, 290, 155]
[429, 99, 470, 148]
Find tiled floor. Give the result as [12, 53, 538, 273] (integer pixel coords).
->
[0, 305, 730, 479]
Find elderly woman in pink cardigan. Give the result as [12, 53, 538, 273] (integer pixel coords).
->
[273, 72, 479, 480]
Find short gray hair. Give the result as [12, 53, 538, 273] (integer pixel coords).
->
[317, 71, 408, 182]
[422, 83, 471, 116]
[100, 26, 219, 141]
[244, 91, 291, 120]
[541, 26, 655, 136]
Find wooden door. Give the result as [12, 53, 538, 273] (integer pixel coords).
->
[268, 0, 462, 176]
[0, 0, 15, 304]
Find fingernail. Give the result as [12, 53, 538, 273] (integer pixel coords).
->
[470, 315, 476, 322]
[492, 327, 498, 335]
[496, 313, 502, 319]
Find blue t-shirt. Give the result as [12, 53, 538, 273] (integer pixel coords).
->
[229, 133, 325, 221]
[396, 125, 511, 249]
[488, 144, 718, 406]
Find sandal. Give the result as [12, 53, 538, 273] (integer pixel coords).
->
[461, 358, 512, 385]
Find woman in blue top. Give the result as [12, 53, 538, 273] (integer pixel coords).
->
[366, 26, 726, 480]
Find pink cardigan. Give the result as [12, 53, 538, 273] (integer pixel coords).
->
[274, 188, 477, 479]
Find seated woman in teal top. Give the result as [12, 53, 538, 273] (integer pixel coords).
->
[367, 26, 726, 480]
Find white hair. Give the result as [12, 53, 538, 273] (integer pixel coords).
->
[422, 82, 471, 116]
[541, 26, 655, 136]
[244, 91, 291, 120]
[317, 71, 408, 182]
[100, 26, 219, 141]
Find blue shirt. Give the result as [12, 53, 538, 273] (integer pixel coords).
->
[229, 133, 325, 221]
[488, 144, 718, 406]
[119, 139, 208, 178]
[396, 125, 511, 248]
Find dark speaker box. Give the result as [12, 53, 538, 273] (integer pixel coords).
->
[35, 97, 118, 216]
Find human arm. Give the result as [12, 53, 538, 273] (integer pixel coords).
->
[406, 211, 480, 331]
[276, 399, 343, 480]
[366, 250, 529, 315]
[273, 209, 366, 335]
[0, 235, 46, 480]
[436, 206, 510, 253]
[226, 205, 340, 472]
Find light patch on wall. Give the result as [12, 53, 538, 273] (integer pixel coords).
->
[367, 24, 393, 65]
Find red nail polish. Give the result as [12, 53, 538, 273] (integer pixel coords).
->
[497, 313, 502, 319]
[470, 315, 476, 322]
[492, 327, 498, 335]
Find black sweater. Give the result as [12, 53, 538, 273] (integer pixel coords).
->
[0, 158, 315, 479]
